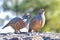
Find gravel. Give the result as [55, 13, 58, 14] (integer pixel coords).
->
[0, 32, 60, 40]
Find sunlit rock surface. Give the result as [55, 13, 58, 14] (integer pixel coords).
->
[0, 32, 60, 40]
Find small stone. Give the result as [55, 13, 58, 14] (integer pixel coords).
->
[32, 35, 43, 40]
[9, 37, 18, 40]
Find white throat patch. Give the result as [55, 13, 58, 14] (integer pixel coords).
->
[23, 19, 27, 22]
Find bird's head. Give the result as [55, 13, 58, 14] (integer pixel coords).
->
[22, 13, 30, 19]
[22, 13, 30, 24]
[39, 8, 45, 15]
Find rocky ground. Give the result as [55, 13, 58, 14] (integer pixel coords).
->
[0, 32, 60, 40]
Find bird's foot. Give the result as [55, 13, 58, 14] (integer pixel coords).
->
[14, 31, 21, 34]
[14, 32, 18, 34]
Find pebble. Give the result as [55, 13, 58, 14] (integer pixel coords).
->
[0, 32, 60, 40]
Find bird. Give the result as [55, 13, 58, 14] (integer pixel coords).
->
[2, 13, 30, 33]
[28, 9, 45, 32]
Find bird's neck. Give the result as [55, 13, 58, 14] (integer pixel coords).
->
[37, 12, 45, 20]
[39, 12, 45, 15]
[38, 13, 44, 17]
[23, 18, 29, 24]
[26, 18, 30, 24]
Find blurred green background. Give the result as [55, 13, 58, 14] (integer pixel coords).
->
[0, 0, 60, 33]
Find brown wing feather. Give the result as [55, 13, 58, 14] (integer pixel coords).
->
[10, 19, 26, 30]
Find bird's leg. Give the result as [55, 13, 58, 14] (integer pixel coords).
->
[18, 30, 21, 33]
[14, 30, 18, 34]
[34, 30, 38, 32]
[15, 30, 21, 34]
[28, 28, 32, 32]
[34, 30, 39, 35]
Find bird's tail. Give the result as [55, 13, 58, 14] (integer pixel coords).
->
[2, 24, 9, 29]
